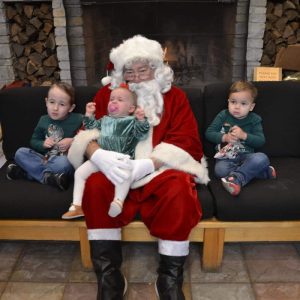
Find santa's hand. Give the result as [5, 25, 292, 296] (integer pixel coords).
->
[131, 159, 155, 181]
[90, 149, 132, 185]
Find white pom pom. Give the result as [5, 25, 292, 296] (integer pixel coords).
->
[101, 76, 112, 86]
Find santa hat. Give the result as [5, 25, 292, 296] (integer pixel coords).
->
[101, 35, 164, 86]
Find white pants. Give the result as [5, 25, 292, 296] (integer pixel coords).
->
[73, 160, 131, 207]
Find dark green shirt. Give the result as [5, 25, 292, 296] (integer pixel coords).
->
[30, 113, 83, 155]
[205, 109, 265, 154]
[83, 115, 150, 159]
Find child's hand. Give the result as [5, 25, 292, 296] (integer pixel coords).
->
[134, 107, 146, 121]
[43, 137, 55, 149]
[57, 138, 73, 153]
[230, 125, 247, 140]
[85, 102, 96, 117]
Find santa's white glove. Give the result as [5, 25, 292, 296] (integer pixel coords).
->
[90, 149, 132, 185]
[131, 159, 155, 182]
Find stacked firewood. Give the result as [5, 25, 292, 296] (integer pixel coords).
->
[261, 0, 300, 66]
[6, 2, 60, 86]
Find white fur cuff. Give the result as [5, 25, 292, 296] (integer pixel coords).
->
[158, 239, 189, 256]
[68, 128, 100, 169]
[151, 142, 210, 184]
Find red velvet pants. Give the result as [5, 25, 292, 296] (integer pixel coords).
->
[82, 169, 202, 241]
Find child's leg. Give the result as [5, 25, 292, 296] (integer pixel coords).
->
[108, 159, 155, 217]
[45, 155, 74, 176]
[62, 160, 99, 219]
[73, 160, 99, 206]
[14, 147, 46, 182]
[108, 171, 131, 218]
[229, 152, 270, 186]
[214, 159, 238, 178]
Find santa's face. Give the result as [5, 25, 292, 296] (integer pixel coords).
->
[123, 62, 155, 83]
[107, 88, 135, 117]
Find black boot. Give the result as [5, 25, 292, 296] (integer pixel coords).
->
[6, 163, 27, 180]
[43, 172, 69, 191]
[90, 240, 126, 300]
[156, 254, 186, 300]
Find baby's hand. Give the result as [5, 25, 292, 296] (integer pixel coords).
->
[43, 137, 55, 149]
[134, 107, 146, 121]
[85, 102, 96, 117]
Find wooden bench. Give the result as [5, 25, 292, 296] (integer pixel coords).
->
[2, 219, 300, 271]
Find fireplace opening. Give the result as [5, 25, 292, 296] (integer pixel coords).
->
[81, 1, 239, 87]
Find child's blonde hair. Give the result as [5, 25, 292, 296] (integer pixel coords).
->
[48, 82, 75, 105]
[229, 80, 258, 102]
[115, 86, 138, 107]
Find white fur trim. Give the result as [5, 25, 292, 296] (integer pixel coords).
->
[135, 126, 154, 159]
[88, 228, 121, 240]
[151, 142, 210, 184]
[110, 35, 164, 73]
[68, 128, 100, 169]
[158, 239, 189, 256]
[131, 142, 210, 188]
[101, 75, 112, 86]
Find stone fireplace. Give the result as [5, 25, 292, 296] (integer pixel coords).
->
[0, 0, 268, 87]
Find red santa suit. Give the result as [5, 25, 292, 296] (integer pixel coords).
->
[68, 84, 209, 245]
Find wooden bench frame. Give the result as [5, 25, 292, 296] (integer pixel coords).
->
[1, 219, 300, 271]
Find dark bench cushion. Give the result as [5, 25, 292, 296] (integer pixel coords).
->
[0, 161, 74, 219]
[182, 87, 205, 141]
[0, 160, 214, 219]
[208, 157, 300, 221]
[203, 81, 300, 221]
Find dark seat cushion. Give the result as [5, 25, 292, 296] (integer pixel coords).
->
[0, 160, 214, 220]
[208, 157, 300, 221]
[0, 161, 74, 219]
[182, 87, 205, 140]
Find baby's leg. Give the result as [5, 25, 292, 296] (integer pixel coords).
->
[73, 160, 99, 206]
[108, 170, 131, 217]
[62, 160, 99, 220]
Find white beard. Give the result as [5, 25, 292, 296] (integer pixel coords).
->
[129, 79, 164, 126]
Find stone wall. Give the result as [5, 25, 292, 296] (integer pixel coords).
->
[246, 0, 267, 80]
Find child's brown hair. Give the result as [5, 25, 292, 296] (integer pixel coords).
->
[49, 82, 75, 105]
[229, 80, 258, 102]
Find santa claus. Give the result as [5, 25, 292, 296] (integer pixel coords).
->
[68, 35, 209, 300]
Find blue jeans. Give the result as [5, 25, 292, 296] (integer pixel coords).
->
[214, 152, 271, 187]
[14, 147, 74, 183]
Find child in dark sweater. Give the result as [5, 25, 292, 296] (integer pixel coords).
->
[205, 80, 276, 196]
[6, 82, 83, 191]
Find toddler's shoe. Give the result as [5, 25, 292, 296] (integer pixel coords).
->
[62, 205, 84, 219]
[6, 163, 27, 180]
[44, 172, 69, 191]
[108, 199, 124, 217]
[268, 166, 277, 179]
[221, 175, 241, 196]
